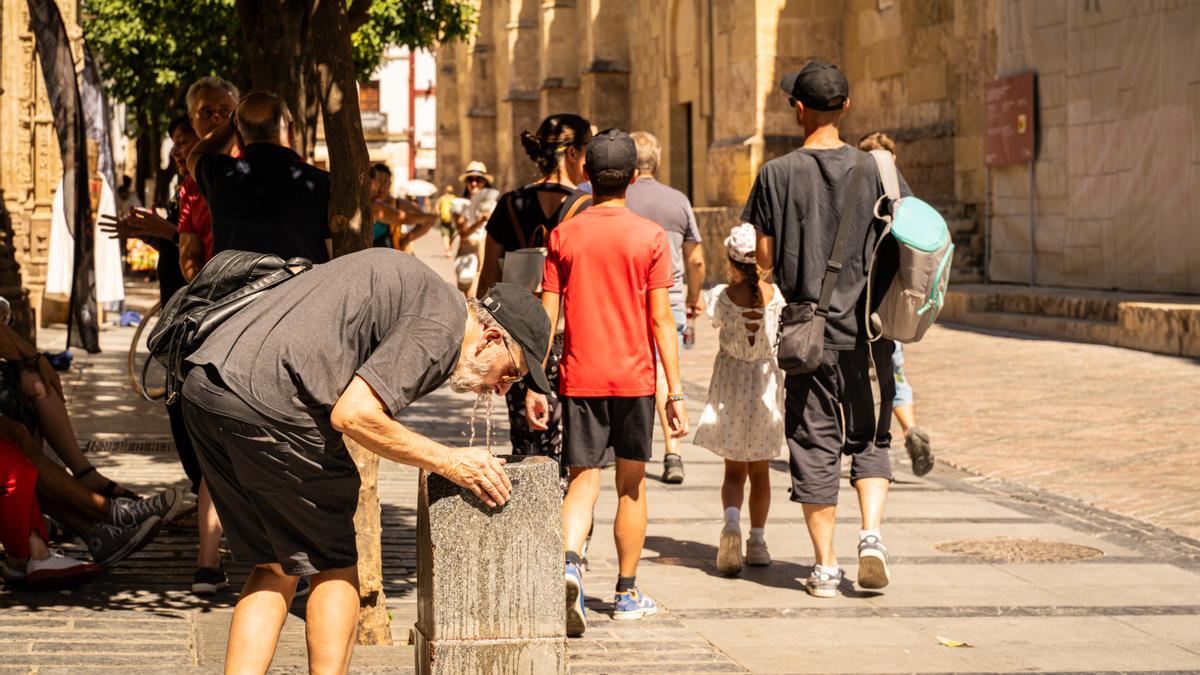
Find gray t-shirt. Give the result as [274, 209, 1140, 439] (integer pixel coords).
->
[626, 177, 701, 315]
[742, 145, 909, 349]
[187, 248, 466, 430]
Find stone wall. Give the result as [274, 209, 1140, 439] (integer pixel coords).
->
[0, 0, 77, 338]
[436, 0, 1198, 295]
[990, 0, 1200, 294]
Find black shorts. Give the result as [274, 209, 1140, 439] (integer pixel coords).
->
[784, 342, 894, 505]
[181, 368, 360, 576]
[562, 395, 655, 468]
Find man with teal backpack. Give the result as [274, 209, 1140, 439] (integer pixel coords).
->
[746, 60, 915, 599]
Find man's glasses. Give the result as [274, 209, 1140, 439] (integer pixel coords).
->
[500, 339, 523, 384]
[195, 107, 233, 121]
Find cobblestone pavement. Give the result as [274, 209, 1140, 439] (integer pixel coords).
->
[3, 236, 1200, 672]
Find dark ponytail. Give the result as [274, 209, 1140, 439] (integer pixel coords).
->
[521, 113, 592, 178]
[729, 257, 763, 308]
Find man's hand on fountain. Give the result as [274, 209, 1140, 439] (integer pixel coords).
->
[441, 447, 511, 508]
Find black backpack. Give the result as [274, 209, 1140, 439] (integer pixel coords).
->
[145, 250, 312, 402]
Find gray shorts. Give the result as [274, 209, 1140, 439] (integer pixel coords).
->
[181, 367, 360, 576]
[783, 342, 894, 505]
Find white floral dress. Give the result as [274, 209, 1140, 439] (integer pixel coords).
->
[693, 284, 787, 462]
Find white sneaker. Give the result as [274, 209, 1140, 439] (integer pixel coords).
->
[27, 551, 100, 589]
[716, 522, 743, 575]
[745, 538, 771, 566]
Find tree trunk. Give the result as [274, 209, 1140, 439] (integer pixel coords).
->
[235, 0, 315, 157]
[311, 0, 385, 646]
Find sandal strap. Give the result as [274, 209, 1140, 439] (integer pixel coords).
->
[74, 466, 97, 479]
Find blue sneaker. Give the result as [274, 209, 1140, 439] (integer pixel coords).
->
[612, 587, 657, 621]
[565, 562, 586, 637]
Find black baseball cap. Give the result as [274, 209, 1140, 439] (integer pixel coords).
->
[780, 60, 849, 111]
[480, 283, 552, 395]
[584, 128, 637, 174]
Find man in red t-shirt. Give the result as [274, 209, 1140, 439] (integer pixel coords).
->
[527, 129, 689, 637]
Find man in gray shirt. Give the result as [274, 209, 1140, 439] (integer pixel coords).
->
[626, 131, 706, 485]
[180, 251, 552, 673]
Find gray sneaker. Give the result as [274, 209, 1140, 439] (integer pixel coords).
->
[745, 537, 771, 566]
[857, 534, 891, 589]
[109, 487, 186, 527]
[86, 516, 163, 568]
[805, 567, 843, 598]
[662, 454, 685, 484]
[905, 427, 934, 477]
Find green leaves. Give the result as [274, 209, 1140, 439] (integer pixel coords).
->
[350, 0, 478, 79]
[82, 0, 241, 136]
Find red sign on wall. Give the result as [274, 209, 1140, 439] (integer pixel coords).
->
[984, 72, 1036, 166]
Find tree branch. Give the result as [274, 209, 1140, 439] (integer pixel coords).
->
[347, 0, 373, 33]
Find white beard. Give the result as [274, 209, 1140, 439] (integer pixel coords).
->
[448, 341, 504, 393]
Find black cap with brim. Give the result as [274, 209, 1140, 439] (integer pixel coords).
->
[480, 283, 553, 395]
[780, 60, 849, 111]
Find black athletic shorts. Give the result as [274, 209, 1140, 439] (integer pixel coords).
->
[562, 395, 655, 468]
[181, 367, 360, 576]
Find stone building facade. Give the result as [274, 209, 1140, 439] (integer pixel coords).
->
[437, 0, 1200, 294]
[0, 0, 74, 338]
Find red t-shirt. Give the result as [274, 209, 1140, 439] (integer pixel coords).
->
[177, 175, 213, 261]
[542, 206, 673, 397]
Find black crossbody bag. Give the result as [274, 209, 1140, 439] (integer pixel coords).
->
[776, 153, 868, 375]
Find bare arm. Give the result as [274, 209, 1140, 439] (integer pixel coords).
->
[475, 236, 505, 299]
[331, 376, 511, 507]
[683, 240, 706, 315]
[756, 232, 775, 273]
[179, 233, 205, 282]
[650, 286, 689, 437]
[186, 118, 236, 178]
[524, 290, 562, 431]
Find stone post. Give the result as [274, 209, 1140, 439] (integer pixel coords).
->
[415, 455, 565, 674]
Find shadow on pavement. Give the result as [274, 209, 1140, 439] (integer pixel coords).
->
[642, 534, 881, 598]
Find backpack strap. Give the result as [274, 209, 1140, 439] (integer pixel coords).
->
[505, 194, 529, 250]
[560, 193, 591, 222]
[815, 152, 869, 317]
[863, 150, 899, 343]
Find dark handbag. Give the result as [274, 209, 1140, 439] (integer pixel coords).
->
[777, 153, 868, 375]
[145, 249, 312, 403]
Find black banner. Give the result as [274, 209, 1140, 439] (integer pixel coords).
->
[81, 43, 116, 192]
[27, 0, 100, 353]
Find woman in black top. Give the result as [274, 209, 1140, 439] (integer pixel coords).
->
[477, 114, 593, 463]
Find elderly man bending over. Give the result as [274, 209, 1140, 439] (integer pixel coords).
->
[179, 249, 552, 674]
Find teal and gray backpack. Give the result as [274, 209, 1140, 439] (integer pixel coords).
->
[865, 149, 954, 343]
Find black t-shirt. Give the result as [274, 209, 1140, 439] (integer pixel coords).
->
[194, 143, 331, 263]
[155, 191, 187, 303]
[485, 183, 591, 251]
[742, 145, 909, 349]
[186, 249, 467, 432]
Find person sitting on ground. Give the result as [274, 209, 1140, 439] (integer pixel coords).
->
[179, 247, 553, 673]
[694, 224, 786, 575]
[187, 90, 332, 264]
[1, 438, 100, 589]
[0, 322, 138, 499]
[476, 113, 593, 465]
[526, 129, 689, 637]
[856, 130, 934, 477]
[0, 409, 177, 570]
[179, 76, 240, 281]
[369, 163, 436, 253]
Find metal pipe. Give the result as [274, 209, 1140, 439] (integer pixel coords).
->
[1028, 160, 1036, 286]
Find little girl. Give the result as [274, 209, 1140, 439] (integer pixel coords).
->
[694, 223, 786, 575]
